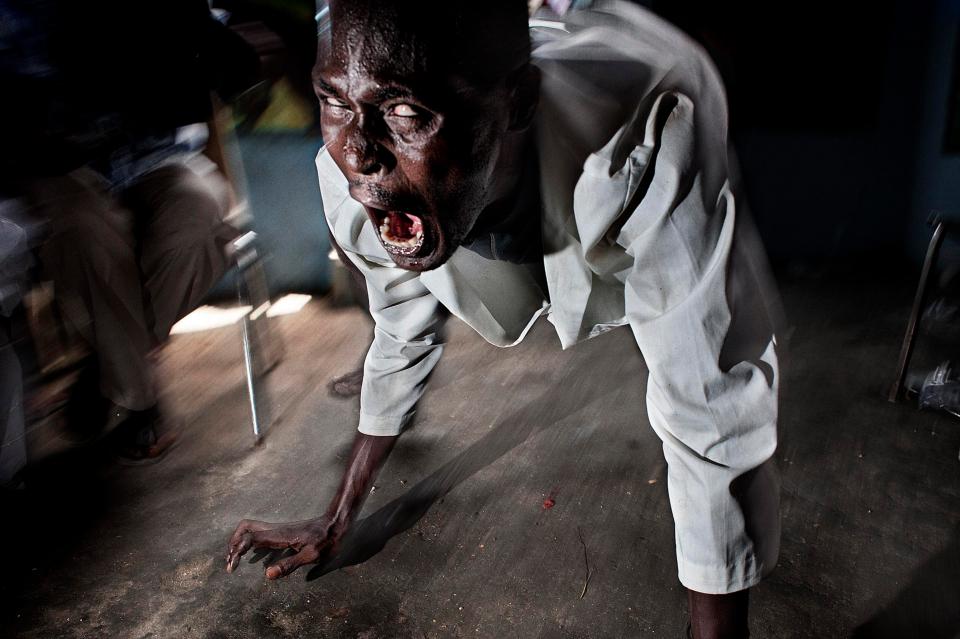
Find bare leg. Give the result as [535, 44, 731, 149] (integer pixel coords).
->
[687, 588, 750, 639]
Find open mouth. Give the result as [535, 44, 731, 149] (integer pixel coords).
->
[372, 210, 426, 257]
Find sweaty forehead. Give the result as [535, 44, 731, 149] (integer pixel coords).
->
[319, 2, 428, 81]
[317, 0, 461, 89]
[316, 0, 530, 90]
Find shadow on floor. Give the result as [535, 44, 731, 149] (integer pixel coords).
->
[295, 366, 623, 581]
[850, 524, 960, 638]
[0, 444, 118, 593]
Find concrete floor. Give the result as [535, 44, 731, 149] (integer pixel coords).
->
[2, 266, 960, 638]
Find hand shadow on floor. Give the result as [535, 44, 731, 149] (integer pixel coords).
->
[850, 524, 960, 638]
[303, 364, 627, 581]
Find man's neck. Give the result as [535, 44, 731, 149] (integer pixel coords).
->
[461, 130, 543, 265]
[471, 129, 537, 237]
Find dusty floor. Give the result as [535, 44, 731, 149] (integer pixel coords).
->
[2, 265, 960, 638]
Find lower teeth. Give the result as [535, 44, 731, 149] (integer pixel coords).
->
[379, 218, 424, 253]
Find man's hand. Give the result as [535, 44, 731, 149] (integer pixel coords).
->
[226, 432, 397, 580]
[225, 516, 345, 579]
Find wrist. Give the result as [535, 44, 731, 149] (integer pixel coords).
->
[324, 505, 352, 528]
[324, 492, 363, 530]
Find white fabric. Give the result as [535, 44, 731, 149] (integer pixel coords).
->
[316, 0, 781, 594]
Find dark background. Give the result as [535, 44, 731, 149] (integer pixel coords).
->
[649, 0, 959, 269]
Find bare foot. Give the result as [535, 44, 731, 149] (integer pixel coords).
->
[328, 369, 363, 398]
[114, 407, 181, 466]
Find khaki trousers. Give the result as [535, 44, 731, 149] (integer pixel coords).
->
[28, 164, 235, 410]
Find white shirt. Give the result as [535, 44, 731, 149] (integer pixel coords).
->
[316, 1, 783, 594]
[315, 0, 780, 459]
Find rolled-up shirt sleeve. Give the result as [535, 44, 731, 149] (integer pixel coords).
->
[354, 261, 447, 436]
[317, 147, 447, 437]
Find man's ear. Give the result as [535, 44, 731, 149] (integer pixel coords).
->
[508, 64, 541, 131]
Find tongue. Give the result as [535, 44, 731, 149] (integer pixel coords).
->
[405, 213, 423, 235]
[389, 212, 422, 239]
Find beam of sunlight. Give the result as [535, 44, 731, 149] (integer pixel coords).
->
[170, 305, 252, 334]
[170, 294, 312, 334]
[266, 293, 312, 317]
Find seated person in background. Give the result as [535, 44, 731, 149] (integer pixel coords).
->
[0, 203, 31, 487]
[228, 2, 782, 637]
[1, 0, 259, 461]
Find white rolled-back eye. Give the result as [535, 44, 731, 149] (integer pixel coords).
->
[324, 96, 349, 108]
[391, 104, 418, 117]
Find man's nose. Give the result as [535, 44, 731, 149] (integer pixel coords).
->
[342, 122, 392, 176]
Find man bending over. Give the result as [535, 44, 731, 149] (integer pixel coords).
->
[227, 2, 781, 637]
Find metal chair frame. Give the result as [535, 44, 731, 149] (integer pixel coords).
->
[889, 214, 949, 402]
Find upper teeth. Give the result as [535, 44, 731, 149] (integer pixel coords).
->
[379, 217, 424, 250]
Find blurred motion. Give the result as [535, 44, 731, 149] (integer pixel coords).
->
[0, 0, 261, 469]
[0, 199, 30, 485]
[2, 1, 960, 638]
[230, 2, 779, 638]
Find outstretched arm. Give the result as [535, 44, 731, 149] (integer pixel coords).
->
[225, 188, 448, 578]
[225, 431, 396, 579]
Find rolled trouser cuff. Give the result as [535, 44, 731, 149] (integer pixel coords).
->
[677, 552, 768, 594]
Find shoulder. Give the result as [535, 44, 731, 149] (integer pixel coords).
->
[532, 1, 719, 83]
[532, 1, 728, 156]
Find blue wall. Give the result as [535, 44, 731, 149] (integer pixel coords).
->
[236, 133, 331, 294]
[910, 0, 960, 260]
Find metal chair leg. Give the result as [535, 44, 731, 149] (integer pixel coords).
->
[230, 231, 283, 443]
[889, 217, 948, 402]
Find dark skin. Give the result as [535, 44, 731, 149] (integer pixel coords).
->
[688, 589, 750, 639]
[311, 0, 538, 271]
[226, 0, 537, 580]
[225, 432, 395, 579]
[226, 3, 749, 636]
